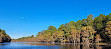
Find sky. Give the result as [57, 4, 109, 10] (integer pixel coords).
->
[0, 0, 111, 39]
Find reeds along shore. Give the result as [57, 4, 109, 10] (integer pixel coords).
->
[12, 13, 111, 44]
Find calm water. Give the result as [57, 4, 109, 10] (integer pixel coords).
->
[0, 42, 110, 49]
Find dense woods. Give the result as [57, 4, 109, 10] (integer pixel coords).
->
[13, 13, 111, 44]
[0, 29, 11, 43]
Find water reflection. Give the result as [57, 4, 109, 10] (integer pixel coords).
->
[0, 43, 5, 46]
[64, 44, 111, 49]
[0, 42, 11, 46]
[22, 42, 111, 49]
[0, 42, 110, 49]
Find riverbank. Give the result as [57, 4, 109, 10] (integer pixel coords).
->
[11, 37, 38, 42]
[11, 39, 110, 45]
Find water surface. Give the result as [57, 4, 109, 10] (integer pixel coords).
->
[0, 42, 110, 49]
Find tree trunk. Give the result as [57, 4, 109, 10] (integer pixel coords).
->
[74, 39, 75, 44]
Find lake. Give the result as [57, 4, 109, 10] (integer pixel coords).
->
[0, 42, 110, 49]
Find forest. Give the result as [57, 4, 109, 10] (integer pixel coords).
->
[12, 13, 111, 44]
[0, 29, 11, 43]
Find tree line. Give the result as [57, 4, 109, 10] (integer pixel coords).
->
[14, 13, 111, 44]
[0, 29, 11, 42]
[17, 35, 34, 39]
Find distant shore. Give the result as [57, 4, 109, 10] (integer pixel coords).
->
[11, 13, 111, 45]
[11, 39, 110, 45]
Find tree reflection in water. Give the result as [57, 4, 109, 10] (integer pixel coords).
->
[0, 42, 110, 49]
[61, 44, 110, 49]
[25, 42, 111, 49]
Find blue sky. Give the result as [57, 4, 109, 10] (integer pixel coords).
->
[0, 0, 111, 39]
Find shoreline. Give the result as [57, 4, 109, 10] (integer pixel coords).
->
[11, 41, 111, 45]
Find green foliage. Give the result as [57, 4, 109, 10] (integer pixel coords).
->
[0, 29, 11, 42]
[105, 21, 111, 42]
[86, 14, 94, 26]
[18, 35, 34, 39]
[17, 13, 111, 43]
[48, 26, 57, 34]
